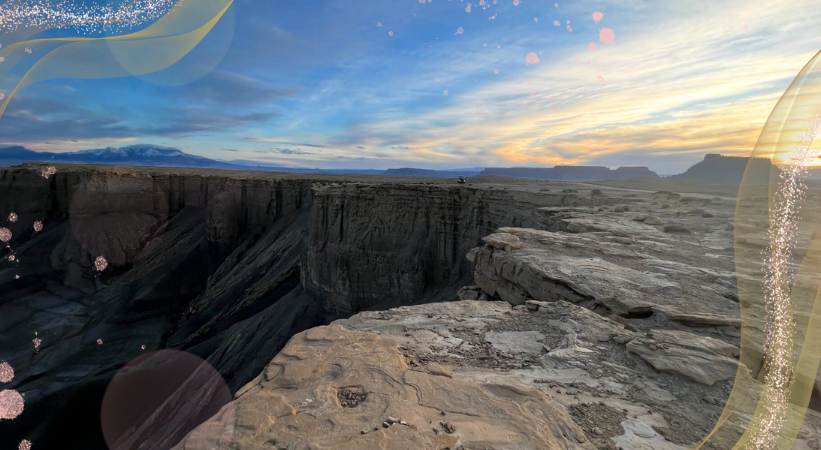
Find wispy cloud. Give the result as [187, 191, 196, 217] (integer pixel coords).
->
[341, 0, 820, 169]
[3, 0, 820, 170]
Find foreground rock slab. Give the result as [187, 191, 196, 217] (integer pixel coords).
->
[174, 320, 592, 450]
[178, 299, 821, 449]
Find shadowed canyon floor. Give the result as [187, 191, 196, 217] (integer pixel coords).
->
[0, 165, 820, 449]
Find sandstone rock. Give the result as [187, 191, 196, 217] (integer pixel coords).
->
[5, 164, 819, 449]
[627, 330, 739, 385]
[251, 300, 745, 449]
[470, 219, 738, 325]
[485, 331, 545, 354]
[302, 182, 568, 316]
[174, 324, 593, 450]
[455, 284, 484, 300]
[0, 165, 638, 446]
[643, 215, 664, 225]
[668, 312, 741, 328]
[663, 224, 692, 234]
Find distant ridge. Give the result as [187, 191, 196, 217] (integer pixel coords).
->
[672, 153, 776, 185]
[0, 145, 478, 177]
[479, 165, 658, 181]
[0, 146, 778, 184]
[0, 144, 242, 169]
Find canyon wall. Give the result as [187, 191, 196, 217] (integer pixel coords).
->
[303, 182, 556, 315]
[0, 165, 564, 448]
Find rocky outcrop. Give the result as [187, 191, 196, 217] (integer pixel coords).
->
[626, 330, 739, 385]
[174, 319, 593, 450]
[3, 164, 821, 449]
[672, 153, 776, 186]
[176, 177, 821, 449]
[303, 183, 558, 315]
[178, 298, 821, 450]
[471, 198, 740, 326]
[0, 165, 575, 447]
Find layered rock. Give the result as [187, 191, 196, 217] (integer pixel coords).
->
[175, 317, 593, 450]
[303, 183, 558, 315]
[0, 165, 577, 447]
[3, 164, 821, 449]
[672, 153, 776, 186]
[179, 299, 821, 449]
[626, 330, 739, 386]
[471, 195, 740, 327]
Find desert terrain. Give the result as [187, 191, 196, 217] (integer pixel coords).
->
[0, 162, 819, 449]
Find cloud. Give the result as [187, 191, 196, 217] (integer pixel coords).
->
[0, 96, 134, 141]
[174, 70, 295, 107]
[263, 147, 315, 155]
[4, 0, 820, 171]
[245, 137, 327, 148]
[140, 109, 281, 136]
[0, 93, 283, 147]
[332, 0, 821, 170]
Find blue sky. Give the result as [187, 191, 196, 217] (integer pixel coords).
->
[1, 0, 820, 173]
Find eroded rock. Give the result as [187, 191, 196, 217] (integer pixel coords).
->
[174, 323, 593, 450]
[626, 330, 739, 385]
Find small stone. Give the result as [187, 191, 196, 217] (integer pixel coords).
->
[440, 421, 456, 434]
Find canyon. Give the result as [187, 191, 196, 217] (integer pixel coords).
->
[0, 164, 819, 449]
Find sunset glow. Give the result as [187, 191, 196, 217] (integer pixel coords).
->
[1, 0, 820, 173]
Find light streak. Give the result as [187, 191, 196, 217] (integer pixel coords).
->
[0, 0, 177, 34]
[749, 116, 821, 448]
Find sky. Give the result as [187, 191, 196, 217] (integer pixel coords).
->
[0, 0, 820, 174]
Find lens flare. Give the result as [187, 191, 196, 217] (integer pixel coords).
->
[699, 50, 821, 449]
[0, 0, 177, 34]
[0, 389, 24, 420]
[748, 116, 820, 449]
[0, 0, 236, 119]
[94, 255, 109, 272]
[0, 362, 13, 383]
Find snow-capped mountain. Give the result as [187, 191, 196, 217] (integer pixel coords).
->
[0, 144, 241, 169]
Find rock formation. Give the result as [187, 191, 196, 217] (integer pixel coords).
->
[0, 165, 570, 447]
[1, 164, 820, 449]
[672, 153, 776, 186]
[177, 177, 820, 449]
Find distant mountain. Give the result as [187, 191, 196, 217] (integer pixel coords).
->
[0, 144, 242, 169]
[0, 145, 477, 178]
[672, 153, 776, 185]
[479, 165, 658, 181]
